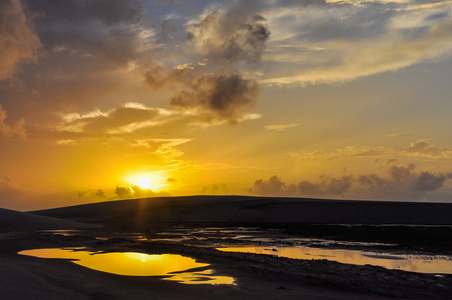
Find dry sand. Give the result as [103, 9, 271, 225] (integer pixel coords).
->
[1, 196, 451, 299]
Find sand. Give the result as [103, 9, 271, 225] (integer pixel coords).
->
[33, 195, 452, 226]
[1, 196, 451, 299]
[0, 208, 92, 232]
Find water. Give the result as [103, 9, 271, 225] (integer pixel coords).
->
[19, 248, 234, 285]
[216, 245, 452, 274]
[38, 226, 452, 275]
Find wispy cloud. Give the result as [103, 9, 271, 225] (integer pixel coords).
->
[290, 140, 452, 161]
[264, 123, 300, 131]
[262, 1, 452, 86]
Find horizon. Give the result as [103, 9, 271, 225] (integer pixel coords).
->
[26, 194, 452, 213]
[2, 0, 452, 211]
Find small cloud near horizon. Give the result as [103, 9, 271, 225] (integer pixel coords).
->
[115, 184, 170, 199]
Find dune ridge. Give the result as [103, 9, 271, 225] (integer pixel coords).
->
[0, 208, 91, 232]
[31, 195, 452, 227]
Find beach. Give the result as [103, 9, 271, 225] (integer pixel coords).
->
[1, 196, 452, 299]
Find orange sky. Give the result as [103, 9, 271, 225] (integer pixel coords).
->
[2, 0, 452, 210]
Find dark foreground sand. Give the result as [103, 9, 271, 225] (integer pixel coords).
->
[1, 196, 452, 299]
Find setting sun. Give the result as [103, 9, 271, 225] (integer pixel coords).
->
[126, 172, 166, 191]
[137, 177, 152, 190]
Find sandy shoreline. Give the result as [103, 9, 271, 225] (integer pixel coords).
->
[3, 229, 443, 300]
[1, 196, 452, 299]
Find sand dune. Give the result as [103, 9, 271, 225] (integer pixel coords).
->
[0, 208, 91, 232]
[32, 195, 452, 227]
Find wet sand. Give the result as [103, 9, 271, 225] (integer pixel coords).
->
[1, 196, 452, 299]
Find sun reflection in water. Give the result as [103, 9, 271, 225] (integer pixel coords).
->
[18, 248, 234, 285]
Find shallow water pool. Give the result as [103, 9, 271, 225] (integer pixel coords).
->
[19, 248, 235, 285]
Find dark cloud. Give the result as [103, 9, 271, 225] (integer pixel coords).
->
[144, 62, 194, 90]
[251, 165, 452, 200]
[94, 189, 106, 199]
[115, 186, 134, 199]
[0, 0, 41, 80]
[77, 189, 106, 200]
[300, 175, 354, 196]
[357, 164, 451, 199]
[169, 72, 260, 123]
[21, 0, 146, 71]
[252, 175, 291, 196]
[414, 172, 448, 191]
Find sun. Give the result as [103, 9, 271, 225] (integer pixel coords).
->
[136, 177, 152, 189]
[125, 172, 166, 191]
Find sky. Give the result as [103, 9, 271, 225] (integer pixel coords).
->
[2, 0, 452, 210]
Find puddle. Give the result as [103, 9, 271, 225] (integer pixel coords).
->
[216, 245, 452, 274]
[19, 248, 234, 285]
[39, 230, 83, 237]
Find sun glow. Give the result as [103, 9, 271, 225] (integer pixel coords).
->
[125, 172, 167, 191]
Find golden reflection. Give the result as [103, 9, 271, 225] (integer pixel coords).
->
[18, 248, 235, 284]
[168, 269, 235, 285]
[217, 246, 452, 274]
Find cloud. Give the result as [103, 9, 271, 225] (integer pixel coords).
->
[78, 189, 106, 200]
[132, 138, 191, 158]
[405, 139, 452, 158]
[264, 123, 300, 131]
[251, 164, 452, 200]
[144, 62, 195, 90]
[251, 175, 292, 196]
[53, 100, 259, 139]
[114, 184, 169, 199]
[262, 1, 452, 85]
[251, 175, 353, 197]
[0, 0, 41, 80]
[357, 164, 452, 197]
[186, 6, 270, 64]
[55, 103, 185, 136]
[22, 0, 145, 72]
[169, 72, 260, 123]
[0, 105, 26, 138]
[60, 105, 160, 135]
[290, 140, 452, 161]
[290, 145, 393, 161]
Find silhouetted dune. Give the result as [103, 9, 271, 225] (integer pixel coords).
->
[0, 208, 91, 232]
[32, 196, 452, 228]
